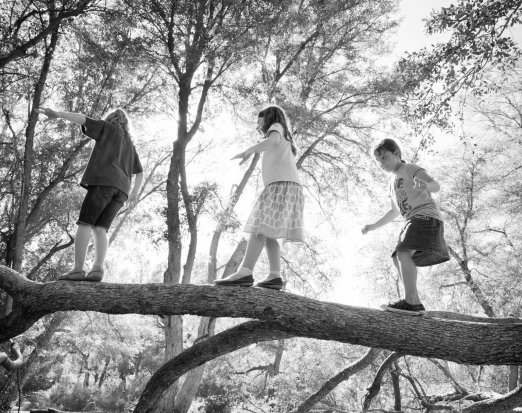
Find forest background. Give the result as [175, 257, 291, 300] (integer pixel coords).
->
[1, 0, 522, 412]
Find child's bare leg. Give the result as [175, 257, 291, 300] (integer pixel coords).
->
[396, 250, 421, 304]
[92, 226, 108, 269]
[224, 233, 266, 280]
[265, 237, 281, 280]
[74, 224, 92, 270]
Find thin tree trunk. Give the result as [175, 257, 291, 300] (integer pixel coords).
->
[509, 366, 519, 391]
[296, 348, 381, 413]
[362, 352, 403, 413]
[98, 357, 111, 388]
[173, 154, 260, 412]
[10, 26, 59, 272]
[271, 339, 285, 377]
[156, 85, 190, 411]
[390, 365, 402, 412]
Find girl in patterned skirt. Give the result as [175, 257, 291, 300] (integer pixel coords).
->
[215, 106, 304, 291]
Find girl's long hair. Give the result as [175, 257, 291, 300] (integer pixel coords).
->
[258, 105, 297, 156]
[374, 138, 403, 162]
[104, 108, 133, 141]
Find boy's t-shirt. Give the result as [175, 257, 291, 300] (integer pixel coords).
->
[261, 123, 300, 186]
[390, 163, 443, 221]
[80, 117, 143, 196]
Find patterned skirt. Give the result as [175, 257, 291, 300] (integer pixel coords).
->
[244, 181, 304, 242]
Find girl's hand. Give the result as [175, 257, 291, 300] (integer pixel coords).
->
[36, 107, 59, 121]
[361, 224, 374, 235]
[231, 151, 251, 165]
[413, 176, 428, 192]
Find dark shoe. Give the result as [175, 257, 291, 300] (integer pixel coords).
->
[380, 299, 425, 315]
[58, 269, 86, 281]
[85, 268, 104, 282]
[255, 277, 284, 291]
[214, 274, 254, 287]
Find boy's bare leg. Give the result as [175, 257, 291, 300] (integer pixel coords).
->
[92, 226, 107, 270]
[396, 250, 421, 305]
[74, 224, 92, 270]
[265, 237, 281, 279]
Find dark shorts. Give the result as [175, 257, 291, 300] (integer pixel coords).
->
[392, 215, 450, 267]
[77, 186, 127, 231]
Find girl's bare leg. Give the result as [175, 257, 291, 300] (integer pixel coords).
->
[264, 237, 281, 280]
[222, 233, 266, 280]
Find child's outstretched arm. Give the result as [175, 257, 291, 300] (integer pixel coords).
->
[128, 172, 143, 209]
[36, 108, 86, 125]
[361, 199, 400, 234]
[413, 170, 440, 193]
[231, 131, 279, 165]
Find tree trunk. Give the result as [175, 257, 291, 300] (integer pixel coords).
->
[390, 366, 402, 412]
[172, 317, 215, 413]
[98, 357, 111, 388]
[156, 85, 191, 411]
[10, 25, 60, 272]
[271, 339, 285, 377]
[509, 366, 519, 391]
[173, 156, 260, 412]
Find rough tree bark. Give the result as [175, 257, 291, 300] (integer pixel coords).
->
[1, 265, 522, 366]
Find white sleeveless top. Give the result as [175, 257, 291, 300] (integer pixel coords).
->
[261, 123, 300, 187]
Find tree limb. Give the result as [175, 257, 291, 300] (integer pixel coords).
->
[363, 352, 404, 412]
[1, 265, 522, 366]
[296, 347, 382, 413]
[134, 321, 292, 413]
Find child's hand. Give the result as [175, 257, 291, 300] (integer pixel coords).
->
[361, 224, 373, 235]
[231, 151, 251, 165]
[413, 176, 428, 192]
[128, 192, 139, 209]
[36, 107, 59, 121]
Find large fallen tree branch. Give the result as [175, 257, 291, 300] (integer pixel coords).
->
[134, 321, 292, 412]
[1, 264, 522, 365]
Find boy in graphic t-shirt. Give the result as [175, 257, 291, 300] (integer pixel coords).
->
[37, 107, 143, 282]
[361, 138, 449, 315]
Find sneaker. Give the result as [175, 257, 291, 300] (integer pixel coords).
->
[380, 299, 426, 315]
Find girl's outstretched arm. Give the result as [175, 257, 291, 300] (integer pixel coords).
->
[36, 108, 86, 125]
[231, 131, 279, 164]
[361, 199, 400, 234]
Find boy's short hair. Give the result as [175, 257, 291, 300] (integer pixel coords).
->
[374, 138, 402, 159]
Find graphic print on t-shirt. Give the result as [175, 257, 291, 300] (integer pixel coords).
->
[394, 177, 411, 216]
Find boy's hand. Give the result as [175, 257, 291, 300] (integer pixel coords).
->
[413, 176, 428, 192]
[361, 224, 374, 235]
[36, 107, 59, 121]
[128, 192, 138, 209]
[231, 151, 251, 165]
